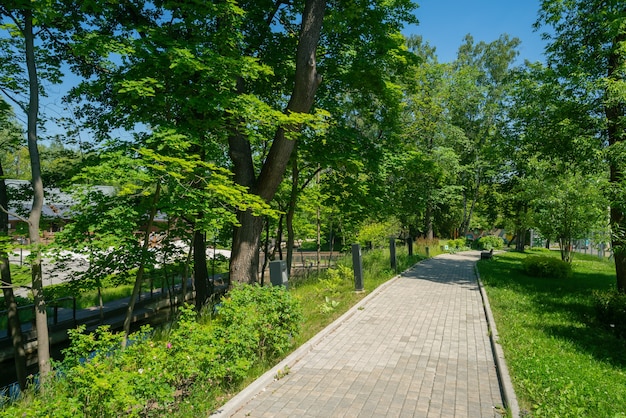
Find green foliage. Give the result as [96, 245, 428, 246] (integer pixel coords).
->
[477, 235, 504, 250]
[319, 296, 340, 314]
[356, 219, 401, 248]
[522, 255, 573, 279]
[316, 265, 352, 297]
[216, 284, 302, 362]
[1, 287, 301, 416]
[315, 265, 353, 313]
[446, 238, 467, 251]
[1, 243, 425, 417]
[593, 290, 626, 338]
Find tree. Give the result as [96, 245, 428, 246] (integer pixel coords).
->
[529, 167, 608, 262]
[228, 0, 326, 283]
[504, 60, 606, 251]
[0, 1, 66, 379]
[537, 0, 626, 291]
[65, 0, 418, 286]
[449, 34, 520, 238]
[397, 37, 465, 238]
[0, 105, 27, 390]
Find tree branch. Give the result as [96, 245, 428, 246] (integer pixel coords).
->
[0, 203, 31, 226]
[0, 86, 27, 113]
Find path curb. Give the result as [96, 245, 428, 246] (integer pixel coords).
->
[475, 263, 521, 417]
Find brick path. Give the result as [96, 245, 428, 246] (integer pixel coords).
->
[213, 251, 512, 417]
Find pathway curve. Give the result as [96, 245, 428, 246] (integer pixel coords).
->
[213, 251, 515, 417]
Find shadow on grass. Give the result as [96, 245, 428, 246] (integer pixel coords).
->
[479, 250, 626, 369]
[543, 323, 626, 369]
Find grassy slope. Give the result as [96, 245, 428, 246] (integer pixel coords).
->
[478, 249, 626, 417]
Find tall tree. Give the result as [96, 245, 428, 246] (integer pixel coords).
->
[449, 34, 520, 238]
[228, 0, 326, 283]
[66, 0, 418, 286]
[537, 0, 626, 291]
[0, 106, 27, 390]
[0, 2, 65, 379]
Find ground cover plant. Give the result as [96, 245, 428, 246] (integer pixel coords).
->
[0, 245, 426, 416]
[478, 249, 626, 417]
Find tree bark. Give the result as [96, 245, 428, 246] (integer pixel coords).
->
[193, 229, 211, 308]
[229, 0, 325, 284]
[286, 154, 299, 277]
[424, 199, 434, 240]
[515, 228, 525, 251]
[0, 164, 27, 390]
[606, 32, 626, 293]
[23, 9, 51, 379]
[122, 183, 160, 346]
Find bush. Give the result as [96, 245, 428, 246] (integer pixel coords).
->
[477, 235, 504, 250]
[522, 255, 572, 279]
[0, 286, 303, 417]
[446, 238, 467, 251]
[216, 284, 303, 361]
[593, 290, 626, 338]
[316, 265, 352, 297]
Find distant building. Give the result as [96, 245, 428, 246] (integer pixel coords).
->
[5, 179, 116, 235]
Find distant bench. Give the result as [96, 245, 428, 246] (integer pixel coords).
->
[480, 249, 494, 260]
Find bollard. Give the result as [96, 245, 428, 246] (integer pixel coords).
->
[352, 244, 364, 292]
[269, 260, 289, 289]
[425, 246, 430, 257]
[407, 237, 413, 256]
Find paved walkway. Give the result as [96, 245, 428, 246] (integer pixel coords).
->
[213, 251, 516, 417]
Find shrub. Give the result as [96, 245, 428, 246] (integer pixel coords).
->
[216, 284, 303, 361]
[593, 290, 626, 338]
[477, 235, 504, 250]
[445, 238, 467, 251]
[522, 255, 572, 279]
[0, 285, 303, 417]
[316, 265, 352, 297]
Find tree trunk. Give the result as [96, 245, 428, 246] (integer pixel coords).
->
[606, 32, 626, 293]
[0, 165, 28, 390]
[424, 199, 434, 240]
[24, 9, 51, 379]
[463, 171, 481, 238]
[316, 201, 321, 274]
[515, 228, 525, 251]
[273, 213, 284, 261]
[122, 183, 160, 346]
[193, 229, 212, 308]
[230, 211, 264, 284]
[229, 0, 325, 284]
[286, 154, 299, 276]
[260, 216, 270, 286]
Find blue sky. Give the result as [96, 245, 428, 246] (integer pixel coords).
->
[405, 0, 547, 64]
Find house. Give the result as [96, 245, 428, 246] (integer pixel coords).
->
[5, 179, 116, 237]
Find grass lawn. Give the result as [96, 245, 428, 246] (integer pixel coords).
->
[478, 249, 626, 417]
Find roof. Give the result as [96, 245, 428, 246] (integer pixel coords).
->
[5, 179, 116, 222]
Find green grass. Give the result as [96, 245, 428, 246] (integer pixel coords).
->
[5, 263, 31, 287]
[478, 249, 626, 417]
